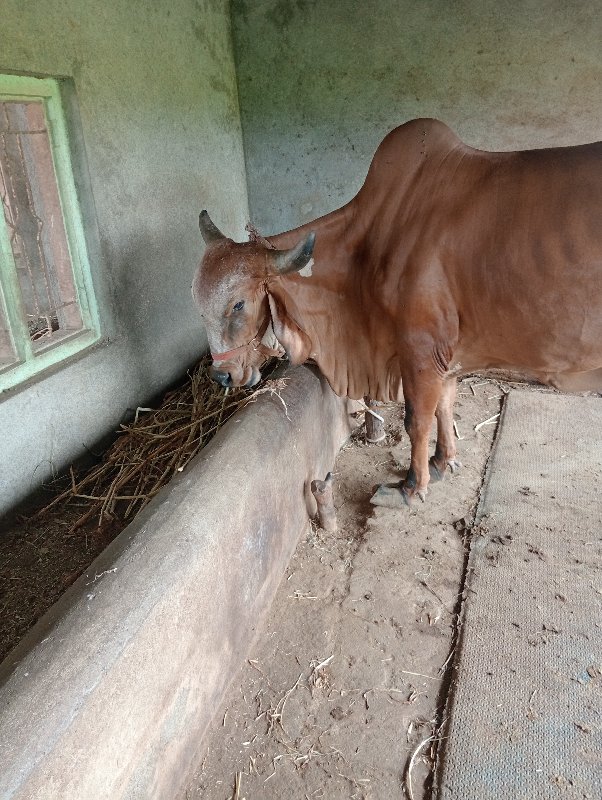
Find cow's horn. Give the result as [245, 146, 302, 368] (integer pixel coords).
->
[199, 210, 226, 244]
[273, 232, 316, 274]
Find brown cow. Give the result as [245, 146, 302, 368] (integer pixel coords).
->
[192, 118, 602, 505]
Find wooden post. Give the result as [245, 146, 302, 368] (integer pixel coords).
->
[364, 396, 386, 443]
[310, 472, 337, 532]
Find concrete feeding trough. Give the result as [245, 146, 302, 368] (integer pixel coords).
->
[0, 365, 354, 800]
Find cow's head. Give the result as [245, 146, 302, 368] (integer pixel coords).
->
[192, 211, 315, 388]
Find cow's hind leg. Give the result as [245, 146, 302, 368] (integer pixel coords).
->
[429, 376, 461, 480]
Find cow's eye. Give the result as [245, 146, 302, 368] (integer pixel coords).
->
[233, 300, 245, 312]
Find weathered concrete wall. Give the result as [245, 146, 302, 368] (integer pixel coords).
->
[232, 0, 602, 233]
[0, 365, 352, 800]
[0, 0, 248, 514]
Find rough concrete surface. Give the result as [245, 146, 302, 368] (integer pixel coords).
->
[0, 365, 351, 800]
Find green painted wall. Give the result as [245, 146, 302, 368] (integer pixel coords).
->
[0, 0, 249, 514]
[232, 0, 602, 233]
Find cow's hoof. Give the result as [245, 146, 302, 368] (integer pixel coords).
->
[429, 458, 445, 481]
[370, 482, 411, 508]
[429, 457, 463, 481]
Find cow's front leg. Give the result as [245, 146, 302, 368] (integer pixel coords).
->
[400, 372, 443, 503]
[429, 376, 462, 480]
[370, 370, 444, 508]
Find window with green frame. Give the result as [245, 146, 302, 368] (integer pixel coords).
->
[0, 74, 100, 394]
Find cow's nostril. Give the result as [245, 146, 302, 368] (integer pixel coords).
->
[212, 369, 232, 388]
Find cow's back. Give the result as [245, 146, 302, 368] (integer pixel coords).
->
[450, 138, 602, 377]
[353, 119, 602, 382]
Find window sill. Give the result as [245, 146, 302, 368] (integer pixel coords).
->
[0, 332, 109, 402]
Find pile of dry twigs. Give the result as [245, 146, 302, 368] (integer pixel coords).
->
[33, 355, 281, 533]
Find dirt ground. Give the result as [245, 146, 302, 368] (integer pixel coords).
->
[186, 377, 509, 800]
[0, 504, 120, 663]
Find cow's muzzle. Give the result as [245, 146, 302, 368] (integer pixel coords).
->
[210, 363, 262, 389]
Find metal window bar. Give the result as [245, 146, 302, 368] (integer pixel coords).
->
[0, 75, 99, 392]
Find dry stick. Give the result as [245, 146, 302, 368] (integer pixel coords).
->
[311, 472, 337, 532]
[474, 412, 500, 432]
[181, 415, 201, 454]
[119, 393, 247, 439]
[231, 771, 242, 800]
[216, 387, 230, 430]
[39, 437, 147, 523]
[33, 461, 107, 516]
[117, 434, 173, 496]
[70, 465, 77, 493]
[68, 504, 100, 534]
[121, 412, 190, 431]
[100, 460, 129, 523]
[123, 397, 232, 515]
[266, 672, 303, 735]
[405, 734, 436, 800]
[72, 492, 155, 502]
[177, 447, 200, 474]
[124, 471, 146, 518]
[146, 448, 184, 498]
[398, 669, 442, 681]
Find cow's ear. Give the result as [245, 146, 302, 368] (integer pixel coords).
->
[267, 293, 312, 365]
